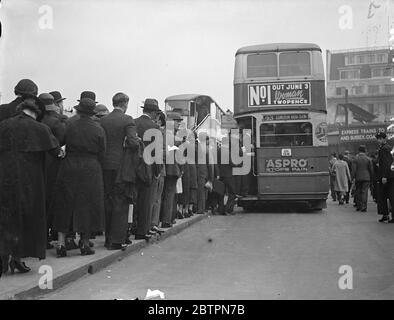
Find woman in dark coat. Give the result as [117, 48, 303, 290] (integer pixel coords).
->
[0, 99, 60, 276]
[51, 98, 106, 257]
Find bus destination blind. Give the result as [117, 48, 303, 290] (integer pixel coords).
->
[248, 82, 311, 107]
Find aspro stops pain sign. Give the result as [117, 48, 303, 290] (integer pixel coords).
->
[265, 158, 308, 173]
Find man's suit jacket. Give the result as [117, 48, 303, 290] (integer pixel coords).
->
[100, 109, 139, 171]
[135, 114, 162, 177]
[0, 97, 23, 122]
[352, 152, 373, 182]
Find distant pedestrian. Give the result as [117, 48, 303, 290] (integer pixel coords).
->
[328, 153, 337, 201]
[375, 132, 394, 223]
[332, 154, 351, 205]
[343, 150, 353, 204]
[352, 145, 373, 212]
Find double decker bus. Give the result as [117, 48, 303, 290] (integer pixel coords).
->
[234, 43, 329, 210]
[165, 94, 225, 139]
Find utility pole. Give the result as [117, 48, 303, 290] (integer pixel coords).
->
[345, 88, 349, 126]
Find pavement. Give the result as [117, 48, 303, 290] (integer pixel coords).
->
[41, 198, 394, 300]
[0, 213, 207, 300]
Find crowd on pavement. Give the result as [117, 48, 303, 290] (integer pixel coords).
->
[328, 135, 394, 222]
[0, 79, 246, 278]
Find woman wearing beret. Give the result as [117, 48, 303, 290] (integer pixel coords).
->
[0, 98, 60, 277]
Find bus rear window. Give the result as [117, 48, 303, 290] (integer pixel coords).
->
[260, 122, 312, 147]
[247, 53, 277, 78]
[279, 52, 311, 76]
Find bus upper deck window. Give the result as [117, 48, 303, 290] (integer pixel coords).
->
[247, 53, 277, 78]
[279, 52, 311, 76]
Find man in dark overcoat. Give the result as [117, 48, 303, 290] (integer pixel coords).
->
[352, 145, 373, 212]
[134, 99, 162, 240]
[161, 112, 182, 227]
[375, 132, 394, 223]
[39, 93, 67, 248]
[100, 93, 139, 249]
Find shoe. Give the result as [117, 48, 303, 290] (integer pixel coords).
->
[356, 208, 361, 211]
[56, 245, 67, 258]
[78, 239, 94, 248]
[65, 239, 79, 251]
[108, 243, 127, 251]
[177, 211, 184, 219]
[361, 209, 367, 212]
[125, 237, 132, 245]
[9, 258, 31, 274]
[148, 230, 157, 236]
[152, 226, 165, 234]
[134, 234, 152, 241]
[161, 223, 172, 228]
[378, 216, 390, 223]
[188, 209, 194, 217]
[388, 219, 394, 223]
[80, 246, 95, 256]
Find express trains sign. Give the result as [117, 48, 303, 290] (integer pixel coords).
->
[248, 82, 311, 107]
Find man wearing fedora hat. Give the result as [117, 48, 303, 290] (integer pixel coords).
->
[51, 98, 106, 257]
[100, 93, 139, 250]
[133, 98, 162, 240]
[49, 91, 67, 117]
[0, 79, 38, 122]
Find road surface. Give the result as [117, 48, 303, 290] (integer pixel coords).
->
[43, 200, 394, 300]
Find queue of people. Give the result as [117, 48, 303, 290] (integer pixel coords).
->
[0, 79, 240, 278]
[328, 133, 394, 223]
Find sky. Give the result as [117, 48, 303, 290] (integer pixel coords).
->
[0, 0, 393, 117]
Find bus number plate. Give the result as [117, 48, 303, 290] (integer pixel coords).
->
[248, 82, 311, 107]
[281, 149, 292, 157]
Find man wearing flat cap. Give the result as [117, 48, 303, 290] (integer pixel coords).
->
[133, 98, 162, 240]
[0, 79, 39, 122]
[375, 132, 394, 223]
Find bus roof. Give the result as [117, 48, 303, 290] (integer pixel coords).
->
[165, 94, 208, 102]
[235, 43, 322, 56]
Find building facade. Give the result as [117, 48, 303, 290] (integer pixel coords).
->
[327, 46, 394, 124]
[326, 46, 394, 155]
